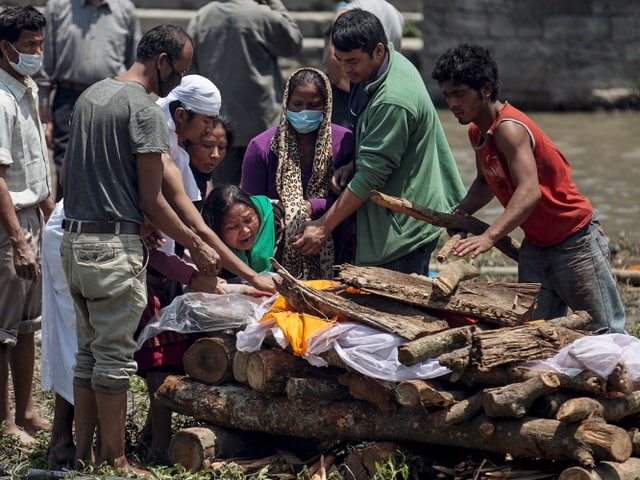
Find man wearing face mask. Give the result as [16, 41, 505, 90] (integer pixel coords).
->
[61, 24, 220, 473]
[0, 5, 54, 446]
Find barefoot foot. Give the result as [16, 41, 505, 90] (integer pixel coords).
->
[17, 414, 52, 434]
[2, 422, 37, 446]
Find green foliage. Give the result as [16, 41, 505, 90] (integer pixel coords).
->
[372, 451, 411, 480]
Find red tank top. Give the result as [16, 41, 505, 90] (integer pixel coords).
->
[469, 103, 592, 247]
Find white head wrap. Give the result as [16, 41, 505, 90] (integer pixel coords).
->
[156, 74, 222, 117]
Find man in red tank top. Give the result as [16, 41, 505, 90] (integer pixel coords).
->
[431, 43, 626, 333]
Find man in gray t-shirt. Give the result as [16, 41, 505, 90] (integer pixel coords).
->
[61, 25, 219, 473]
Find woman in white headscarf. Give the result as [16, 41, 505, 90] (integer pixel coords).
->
[241, 67, 356, 279]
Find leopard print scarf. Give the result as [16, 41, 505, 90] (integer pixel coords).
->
[271, 67, 335, 279]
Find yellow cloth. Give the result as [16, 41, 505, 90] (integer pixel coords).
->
[260, 280, 339, 355]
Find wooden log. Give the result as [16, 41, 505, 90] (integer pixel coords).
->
[338, 372, 397, 412]
[272, 259, 449, 340]
[438, 346, 471, 374]
[245, 348, 323, 393]
[156, 376, 632, 464]
[336, 264, 540, 327]
[432, 259, 480, 297]
[607, 362, 634, 395]
[395, 379, 468, 408]
[232, 350, 250, 384]
[455, 365, 607, 396]
[556, 397, 605, 423]
[530, 391, 576, 419]
[342, 442, 402, 480]
[563, 391, 640, 423]
[559, 457, 640, 480]
[436, 233, 462, 263]
[369, 190, 521, 262]
[444, 391, 484, 425]
[471, 320, 589, 370]
[286, 377, 350, 401]
[168, 425, 271, 472]
[183, 335, 236, 385]
[398, 324, 486, 366]
[630, 429, 640, 457]
[483, 372, 561, 418]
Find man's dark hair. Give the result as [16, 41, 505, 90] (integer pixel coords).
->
[136, 24, 192, 64]
[0, 5, 46, 46]
[202, 184, 256, 236]
[332, 9, 388, 56]
[431, 43, 501, 101]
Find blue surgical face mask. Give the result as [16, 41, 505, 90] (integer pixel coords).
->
[286, 109, 324, 134]
[8, 42, 42, 77]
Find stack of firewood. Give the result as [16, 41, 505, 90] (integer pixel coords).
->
[156, 261, 640, 480]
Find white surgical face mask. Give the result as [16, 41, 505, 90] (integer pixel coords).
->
[8, 42, 43, 77]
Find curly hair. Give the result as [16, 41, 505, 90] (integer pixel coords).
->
[431, 43, 501, 101]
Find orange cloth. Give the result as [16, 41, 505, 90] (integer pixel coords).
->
[260, 280, 339, 355]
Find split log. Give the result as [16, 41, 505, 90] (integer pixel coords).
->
[530, 391, 576, 419]
[286, 377, 350, 401]
[369, 190, 521, 261]
[183, 335, 236, 385]
[398, 323, 487, 366]
[471, 317, 590, 370]
[272, 259, 449, 340]
[338, 372, 397, 412]
[556, 397, 605, 423]
[482, 372, 561, 418]
[232, 350, 250, 384]
[432, 259, 480, 297]
[558, 457, 640, 480]
[168, 425, 272, 472]
[436, 233, 463, 263]
[395, 379, 468, 408]
[455, 364, 606, 395]
[156, 376, 632, 465]
[246, 348, 327, 393]
[336, 264, 539, 327]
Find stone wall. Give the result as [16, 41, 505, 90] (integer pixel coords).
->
[421, 0, 640, 110]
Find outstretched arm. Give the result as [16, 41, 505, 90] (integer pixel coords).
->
[161, 154, 276, 293]
[453, 121, 541, 258]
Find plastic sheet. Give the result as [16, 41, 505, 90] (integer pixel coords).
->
[236, 319, 451, 382]
[135, 292, 276, 349]
[522, 333, 640, 380]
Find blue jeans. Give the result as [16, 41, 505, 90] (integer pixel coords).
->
[377, 238, 438, 276]
[61, 231, 147, 393]
[518, 215, 626, 333]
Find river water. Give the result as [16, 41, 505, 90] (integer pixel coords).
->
[438, 110, 640, 241]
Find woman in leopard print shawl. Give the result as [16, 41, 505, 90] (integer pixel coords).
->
[270, 67, 337, 279]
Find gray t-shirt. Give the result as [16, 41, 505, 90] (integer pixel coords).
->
[63, 78, 169, 223]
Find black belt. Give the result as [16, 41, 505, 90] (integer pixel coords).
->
[62, 219, 140, 235]
[56, 80, 90, 93]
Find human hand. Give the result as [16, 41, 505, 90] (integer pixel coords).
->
[13, 242, 40, 281]
[140, 221, 166, 250]
[291, 220, 330, 255]
[190, 272, 219, 293]
[190, 242, 221, 276]
[330, 162, 354, 194]
[451, 233, 494, 259]
[248, 272, 277, 293]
